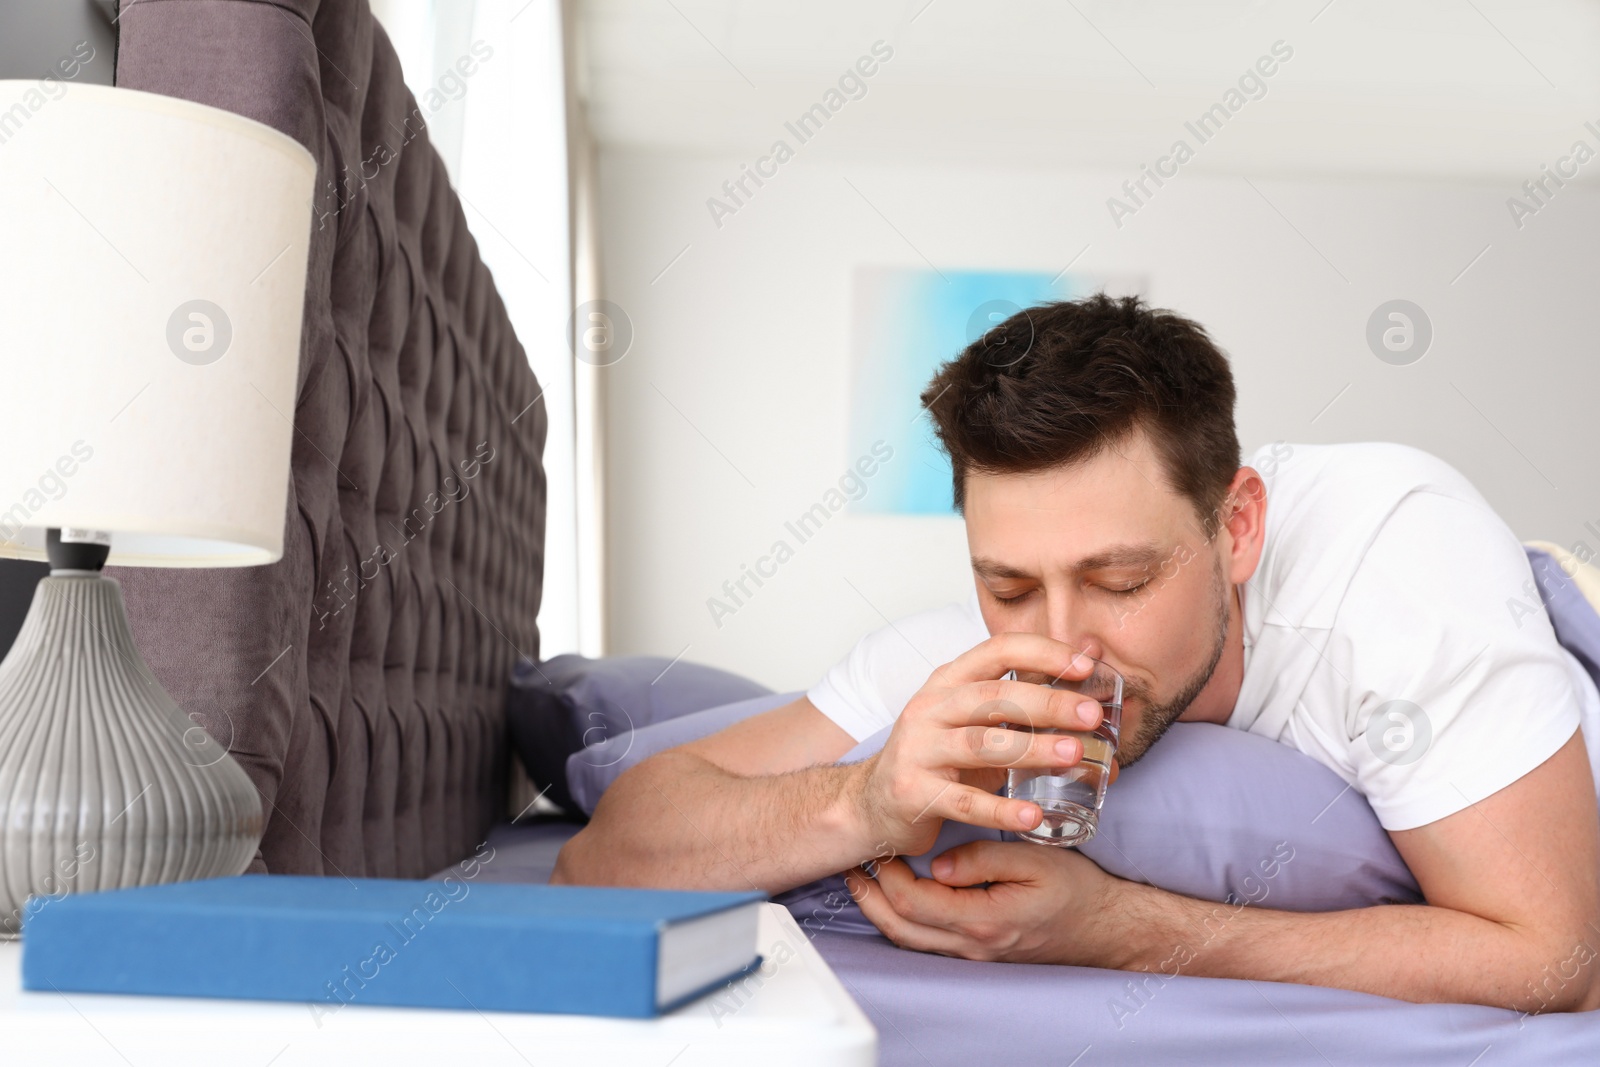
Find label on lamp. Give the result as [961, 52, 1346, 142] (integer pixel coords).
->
[59, 529, 112, 547]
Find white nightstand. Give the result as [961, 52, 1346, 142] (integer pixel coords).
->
[1, 902, 876, 1066]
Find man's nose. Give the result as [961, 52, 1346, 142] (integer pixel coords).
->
[1042, 596, 1099, 663]
[1014, 635, 1102, 685]
[1046, 622, 1101, 671]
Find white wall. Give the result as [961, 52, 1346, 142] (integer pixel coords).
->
[597, 147, 1600, 693]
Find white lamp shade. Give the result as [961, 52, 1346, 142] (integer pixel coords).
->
[0, 81, 316, 567]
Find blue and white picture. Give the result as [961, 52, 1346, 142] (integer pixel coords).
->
[847, 266, 1088, 516]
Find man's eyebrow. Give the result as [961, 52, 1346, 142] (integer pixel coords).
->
[971, 541, 1165, 580]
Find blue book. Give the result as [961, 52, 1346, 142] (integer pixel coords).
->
[22, 875, 767, 1019]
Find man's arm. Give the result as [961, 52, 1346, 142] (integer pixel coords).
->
[550, 696, 877, 893]
[551, 635, 1108, 895]
[850, 728, 1600, 1012]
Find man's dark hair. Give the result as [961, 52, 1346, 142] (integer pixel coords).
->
[921, 292, 1241, 540]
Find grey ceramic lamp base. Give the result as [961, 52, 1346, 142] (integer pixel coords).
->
[0, 574, 263, 938]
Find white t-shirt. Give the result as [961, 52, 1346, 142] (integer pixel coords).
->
[807, 440, 1600, 831]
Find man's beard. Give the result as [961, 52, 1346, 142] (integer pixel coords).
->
[1116, 552, 1232, 766]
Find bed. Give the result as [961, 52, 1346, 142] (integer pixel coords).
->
[104, 2, 1600, 1064]
[500, 541, 1600, 1065]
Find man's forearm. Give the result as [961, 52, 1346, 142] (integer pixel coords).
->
[552, 750, 882, 894]
[1093, 880, 1600, 1013]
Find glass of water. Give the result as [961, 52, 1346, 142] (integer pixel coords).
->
[1002, 658, 1123, 847]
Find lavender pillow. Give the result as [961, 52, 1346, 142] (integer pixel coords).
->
[508, 654, 774, 816]
[563, 690, 796, 817]
[1082, 722, 1422, 909]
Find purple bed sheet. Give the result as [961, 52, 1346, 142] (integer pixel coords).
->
[459, 546, 1600, 1064]
[468, 803, 1598, 1065]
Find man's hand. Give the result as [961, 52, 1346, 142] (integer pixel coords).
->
[843, 730, 1600, 1015]
[847, 632, 1106, 860]
[843, 841, 1116, 964]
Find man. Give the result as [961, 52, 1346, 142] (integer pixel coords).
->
[553, 294, 1600, 1013]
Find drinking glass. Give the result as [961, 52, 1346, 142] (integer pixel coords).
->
[1001, 658, 1123, 846]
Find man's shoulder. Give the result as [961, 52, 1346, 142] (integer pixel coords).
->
[872, 586, 990, 666]
[1246, 441, 1493, 631]
[806, 586, 990, 742]
[1250, 440, 1483, 502]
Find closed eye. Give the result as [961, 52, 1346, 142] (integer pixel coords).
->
[992, 581, 1148, 603]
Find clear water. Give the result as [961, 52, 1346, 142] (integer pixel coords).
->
[1007, 724, 1117, 846]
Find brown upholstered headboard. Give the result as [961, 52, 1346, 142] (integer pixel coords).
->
[107, 0, 548, 879]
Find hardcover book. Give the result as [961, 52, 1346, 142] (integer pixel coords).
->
[22, 875, 766, 1019]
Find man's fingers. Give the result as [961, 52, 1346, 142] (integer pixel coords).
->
[925, 781, 1042, 834]
[960, 764, 1007, 796]
[854, 858, 998, 937]
[934, 631, 1094, 690]
[948, 679, 1103, 733]
[845, 866, 973, 955]
[858, 856, 919, 897]
[946, 722, 1089, 772]
[928, 840, 1049, 887]
[859, 857, 978, 929]
[1108, 756, 1120, 785]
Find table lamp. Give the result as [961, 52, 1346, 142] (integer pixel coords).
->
[0, 81, 316, 936]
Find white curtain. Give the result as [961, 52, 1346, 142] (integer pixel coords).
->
[371, 0, 597, 660]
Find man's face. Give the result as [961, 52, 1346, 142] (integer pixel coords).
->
[962, 429, 1254, 765]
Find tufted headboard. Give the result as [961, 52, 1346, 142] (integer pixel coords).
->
[107, 0, 549, 879]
